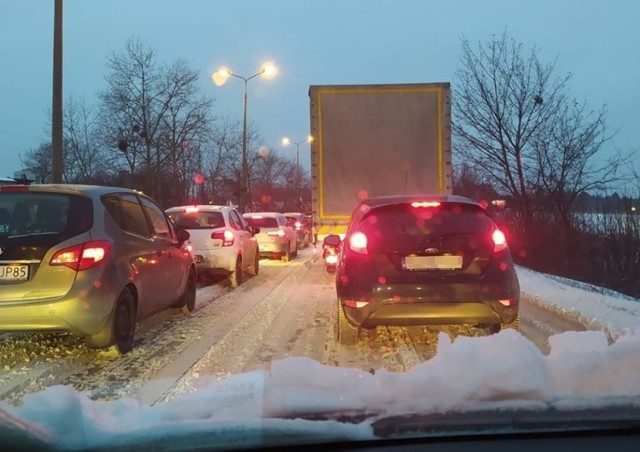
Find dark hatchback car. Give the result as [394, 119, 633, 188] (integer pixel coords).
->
[331, 194, 520, 345]
[284, 212, 313, 249]
[0, 184, 196, 354]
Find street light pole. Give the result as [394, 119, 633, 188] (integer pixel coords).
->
[282, 135, 314, 205]
[241, 78, 249, 212]
[212, 63, 277, 213]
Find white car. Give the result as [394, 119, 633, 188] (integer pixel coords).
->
[243, 212, 298, 262]
[165, 205, 259, 287]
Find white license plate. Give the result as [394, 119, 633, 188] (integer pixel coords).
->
[0, 265, 29, 281]
[404, 255, 463, 270]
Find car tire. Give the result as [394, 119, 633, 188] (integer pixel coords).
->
[337, 300, 358, 345]
[229, 256, 243, 288]
[247, 249, 259, 276]
[292, 241, 298, 258]
[85, 287, 136, 353]
[180, 267, 197, 313]
[281, 243, 291, 262]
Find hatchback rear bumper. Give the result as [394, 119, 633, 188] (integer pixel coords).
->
[192, 248, 236, 274]
[0, 287, 116, 336]
[339, 281, 519, 328]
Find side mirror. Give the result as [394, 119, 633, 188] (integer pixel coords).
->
[249, 225, 260, 235]
[176, 227, 190, 246]
[323, 234, 341, 247]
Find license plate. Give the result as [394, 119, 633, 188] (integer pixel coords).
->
[0, 265, 29, 281]
[404, 255, 462, 270]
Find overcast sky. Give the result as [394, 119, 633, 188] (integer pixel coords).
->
[1, 0, 638, 180]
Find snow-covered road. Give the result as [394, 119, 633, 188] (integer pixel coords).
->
[0, 246, 595, 406]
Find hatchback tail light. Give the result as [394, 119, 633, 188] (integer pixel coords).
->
[212, 230, 234, 246]
[492, 229, 508, 252]
[348, 231, 368, 254]
[50, 240, 111, 271]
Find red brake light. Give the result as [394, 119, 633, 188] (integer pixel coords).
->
[492, 229, 507, 252]
[411, 201, 440, 208]
[212, 230, 234, 246]
[184, 206, 199, 213]
[295, 221, 302, 229]
[50, 240, 111, 271]
[348, 232, 368, 254]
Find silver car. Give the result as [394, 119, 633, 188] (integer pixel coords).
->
[243, 212, 298, 262]
[0, 184, 197, 354]
[165, 205, 260, 287]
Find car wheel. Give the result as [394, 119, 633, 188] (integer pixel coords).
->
[112, 288, 136, 354]
[248, 249, 259, 276]
[292, 241, 298, 258]
[229, 256, 243, 287]
[337, 300, 358, 345]
[281, 243, 291, 262]
[181, 267, 197, 313]
[85, 287, 136, 353]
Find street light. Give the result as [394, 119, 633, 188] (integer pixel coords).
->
[282, 135, 313, 194]
[212, 62, 278, 212]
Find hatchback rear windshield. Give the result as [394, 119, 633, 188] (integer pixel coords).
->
[0, 192, 93, 239]
[168, 211, 225, 229]
[359, 202, 494, 239]
[245, 216, 278, 228]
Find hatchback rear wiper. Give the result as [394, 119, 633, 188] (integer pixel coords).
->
[8, 232, 58, 239]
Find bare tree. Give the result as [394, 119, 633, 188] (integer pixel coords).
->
[98, 37, 213, 204]
[22, 142, 53, 183]
[453, 31, 570, 236]
[533, 101, 627, 237]
[203, 116, 242, 204]
[63, 96, 111, 183]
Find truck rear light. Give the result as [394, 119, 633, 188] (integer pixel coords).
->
[50, 240, 111, 271]
[348, 232, 368, 254]
[492, 229, 507, 252]
[212, 230, 234, 246]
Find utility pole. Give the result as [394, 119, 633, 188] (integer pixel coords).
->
[52, 0, 64, 183]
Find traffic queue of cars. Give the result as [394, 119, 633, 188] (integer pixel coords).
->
[0, 183, 309, 354]
[0, 183, 520, 353]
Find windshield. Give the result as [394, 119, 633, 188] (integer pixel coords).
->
[245, 216, 279, 228]
[1, 1, 640, 451]
[168, 211, 225, 229]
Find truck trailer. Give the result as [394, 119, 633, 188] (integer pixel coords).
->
[309, 83, 452, 239]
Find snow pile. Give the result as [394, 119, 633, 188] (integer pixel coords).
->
[2, 328, 640, 450]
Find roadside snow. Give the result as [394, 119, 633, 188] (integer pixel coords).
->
[517, 266, 640, 338]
